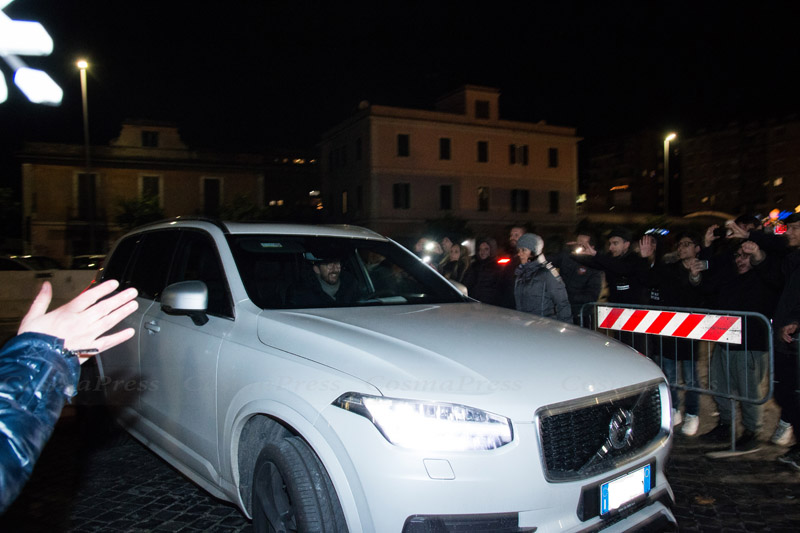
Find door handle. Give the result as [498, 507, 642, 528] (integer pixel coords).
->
[144, 321, 161, 334]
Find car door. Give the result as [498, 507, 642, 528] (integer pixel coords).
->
[98, 231, 178, 411]
[139, 229, 235, 475]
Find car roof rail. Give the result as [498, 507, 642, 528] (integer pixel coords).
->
[132, 217, 231, 234]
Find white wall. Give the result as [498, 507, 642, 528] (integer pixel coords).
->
[0, 270, 98, 325]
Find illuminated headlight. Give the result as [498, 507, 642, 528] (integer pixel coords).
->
[333, 393, 513, 451]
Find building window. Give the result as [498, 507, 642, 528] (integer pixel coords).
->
[203, 177, 221, 217]
[397, 134, 410, 157]
[477, 186, 489, 212]
[341, 190, 348, 214]
[440, 185, 453, 210]
[475, 100, 490, 119]
[77, 172, 98, 219]
[439, 138, 451, 160]
[549, 190, 560, 214]
[141, 130, 159, 148]
[508, 144, 529, 165]
[393, 183, 410, 209]
[548, 147, 559, 168]
[355, 138, 362, 161]
[140, 175, 161, 206]
[511, 189, 530, 213]
[477, 141, 488, 163]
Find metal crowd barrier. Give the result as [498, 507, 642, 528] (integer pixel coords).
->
[579, 302, 774, 454]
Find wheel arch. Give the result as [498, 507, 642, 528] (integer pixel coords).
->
[231, 404, 369, 531]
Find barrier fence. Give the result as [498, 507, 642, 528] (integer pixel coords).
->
[580, 302, 774, 453]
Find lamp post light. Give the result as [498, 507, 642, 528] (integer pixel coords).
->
[77, 59, 90, 172]
[663, 133, 676, 216]
[76, 59, 95, 251]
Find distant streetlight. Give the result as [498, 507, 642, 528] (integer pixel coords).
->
[664, 133, 677, 216]
[77, 59, 95, 250]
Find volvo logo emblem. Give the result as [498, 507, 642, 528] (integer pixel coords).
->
[608, 408, 634, 449]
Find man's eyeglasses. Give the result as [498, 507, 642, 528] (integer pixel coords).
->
[677, 241, 696, 248]
[734, 253, 750, 259]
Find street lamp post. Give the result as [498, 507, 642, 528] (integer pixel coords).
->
[663, 133, 676, 216]
[77, 59, 90, 173]
[76, 59, 95, 251]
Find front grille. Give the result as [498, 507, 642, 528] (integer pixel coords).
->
[538, 381, 666, 481]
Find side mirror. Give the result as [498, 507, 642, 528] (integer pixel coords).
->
[161, 280, 209, 326]
[449, 280, 469, 297]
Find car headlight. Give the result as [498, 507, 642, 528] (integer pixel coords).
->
[333, 393, 513, 451]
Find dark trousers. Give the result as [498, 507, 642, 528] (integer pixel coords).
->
[774, 341, 800, 432]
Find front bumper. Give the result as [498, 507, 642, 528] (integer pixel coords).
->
[321, 406, 674, 532]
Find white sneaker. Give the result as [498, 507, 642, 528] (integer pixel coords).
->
[771, 420, 794, 446]
[672, 409, 682, 427]
[682, 414, 699, 436]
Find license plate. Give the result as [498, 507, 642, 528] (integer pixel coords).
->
[600, 464, 651, 515]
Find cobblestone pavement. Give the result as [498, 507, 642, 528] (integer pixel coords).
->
[1, 402, 799, 532]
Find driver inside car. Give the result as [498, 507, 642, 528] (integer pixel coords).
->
[287, 253, 362, 307]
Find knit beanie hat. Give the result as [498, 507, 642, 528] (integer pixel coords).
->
[516, 233, 543, 255]
[608, 226, 633, 243]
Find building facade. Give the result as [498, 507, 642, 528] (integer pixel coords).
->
[320, 86, 580, 242]
[681, 119, 800, 216]
[582, 130, 666, 215]
[19, 121, 317, 263]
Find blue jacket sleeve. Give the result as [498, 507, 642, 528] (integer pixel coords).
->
[0, 332, 80, 513]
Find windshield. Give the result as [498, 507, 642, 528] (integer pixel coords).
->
[228, 234, 467, 309]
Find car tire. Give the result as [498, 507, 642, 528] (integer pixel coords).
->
[252, 436, 347, 533]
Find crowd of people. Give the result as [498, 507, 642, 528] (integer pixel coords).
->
[416, 212, 800, 468]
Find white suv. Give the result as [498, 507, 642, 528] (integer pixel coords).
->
[95, 219, 676, 532]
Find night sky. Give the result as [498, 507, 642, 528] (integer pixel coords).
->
[1, 0, 798, 171]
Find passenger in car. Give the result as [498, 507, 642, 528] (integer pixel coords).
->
[287, 255, 362, 307]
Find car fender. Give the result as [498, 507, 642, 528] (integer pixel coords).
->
[223, 393, 376, 532]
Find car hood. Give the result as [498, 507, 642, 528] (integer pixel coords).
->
[257, 303, 664, 421]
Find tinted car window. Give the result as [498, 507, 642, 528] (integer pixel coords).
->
[229, 235, 466, 309]
[126, 230, 180, 300]
[169, 230, 233, 318]
[102, 235, 139, 282]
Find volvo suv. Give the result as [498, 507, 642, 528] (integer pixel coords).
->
[95, 219, 676, 532]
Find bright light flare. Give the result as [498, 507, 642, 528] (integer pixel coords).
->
[76, 59, 88, 69]
[0, 16, 53, 56]
[664, 133, 677, 142]
[14, 67, 62, 105]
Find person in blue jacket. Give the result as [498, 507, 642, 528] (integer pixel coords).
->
[0, 279, 138, 513]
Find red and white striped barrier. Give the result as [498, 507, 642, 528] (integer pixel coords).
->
[597, 306, 742, 344]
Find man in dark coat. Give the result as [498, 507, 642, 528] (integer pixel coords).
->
[645, 231, 707, 437]
[551, 230, 603, 326]
[573, 226, 649, 305]
[288, 255, 362, 307]
[746, 213, 800, 468]
[696, 236, 781, 452]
